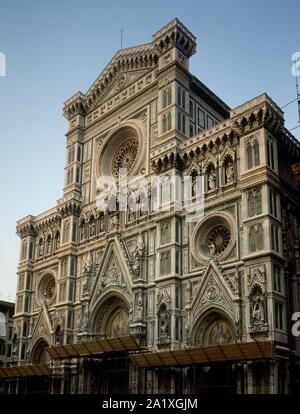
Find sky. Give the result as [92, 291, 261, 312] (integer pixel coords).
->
[0, 0, 299, 300]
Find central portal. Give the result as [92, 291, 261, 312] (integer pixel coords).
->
[90, 295, 130, 393]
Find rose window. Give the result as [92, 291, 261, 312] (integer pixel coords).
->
[45, 279, 55, 300]
[38, 273, 56, 305]
[191, 212, 236, 263]
[206, 225, 231, 255]
[112, 139, 138, 177]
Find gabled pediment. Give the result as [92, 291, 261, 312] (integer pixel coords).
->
[94, 67, 154, 106]
[90, 238, 132, 310]
[82, 44, 158, 112]
[191, 261, 234, 321]
[29, 304, 53, 350]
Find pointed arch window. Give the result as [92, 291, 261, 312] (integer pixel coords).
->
[249, 225, 264, 252]
[182, 114, 186, 134]
[249, 227, 257, 252]
[68, 147, 74, 164]
[257, 225, 264, 250]
[29, 242, 34, 259]
[167, 112, 172, 130]
[246, 144, 253, 169]
[248, 189, 262, 217]
[248, 193, 255, 217]
[253, 141, 260, 166]
[162, 114, 167, 133]
[162, 87, 172, 108]
[77, 145, 82, 162]
[162, 89, 167, 108]
[182, 90, 186, 109]
[177, 111, 181, 131]
[256, 189, 262, 214]
[177, 86, 182, 107]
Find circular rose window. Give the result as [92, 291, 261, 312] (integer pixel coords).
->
[206, 225, 231, 255]
[191, 212, 236, 263]
[112, 138, 138, 178]
[97, 120, 146, 180]
[38, 273, 56, 305]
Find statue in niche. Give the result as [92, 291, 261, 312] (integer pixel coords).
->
[136, 296, 143, 320]
[136, 233, 144, 257]
[90, 220, 96, 236]
[39, 241, 44, 257]
[47, 238, 52, 255]
[252, 293, 265, 324]
[158, 304, 169, 338]
[132, 233, 144, 277]
[80, 222, 86, 240]
[225, 162, 234, 183]
[208, 170, 216, 190]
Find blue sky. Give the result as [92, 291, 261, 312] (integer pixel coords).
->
[0, 0, 299, 299]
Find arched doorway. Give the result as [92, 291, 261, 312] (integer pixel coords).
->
[28, 339, 50, 394]
[31, 339, 50, 364]
[90, 295, 130, 394]
[106, 308, 129, 338]
[193, 312, 234, 347]
[190, 311, 236, 394]
[93, 295, 129, 339]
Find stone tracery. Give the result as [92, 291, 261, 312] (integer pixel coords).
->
[112, 138, 139, 178]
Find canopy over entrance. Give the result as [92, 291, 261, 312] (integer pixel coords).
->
[0, 364, 50, 379]
[131, 341, 278, 368]
[46, 335, 141, 360]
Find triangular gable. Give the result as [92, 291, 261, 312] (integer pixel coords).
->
[191, 261, 234, 321]
[84, 44, 158, 111]
[29, 305, 53, 349]
[94, 67, 154, 106]
[90, 238, 132, 309]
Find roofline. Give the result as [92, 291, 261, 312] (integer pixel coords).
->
[0, 301, 15, 308]
[190, 75, 231, 119]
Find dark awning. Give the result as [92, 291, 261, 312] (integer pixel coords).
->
[46, 335, 141, 360]
[0, 364, 51, 379]
[130, 341, 276, 368]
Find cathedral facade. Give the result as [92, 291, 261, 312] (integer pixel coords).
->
[2, 19, 300, 394]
